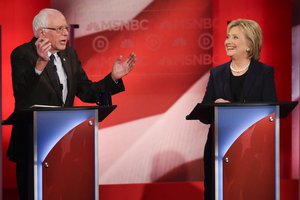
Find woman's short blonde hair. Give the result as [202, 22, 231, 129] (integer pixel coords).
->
[227, 19, 263, 60]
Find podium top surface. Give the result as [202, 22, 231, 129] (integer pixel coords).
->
[27, 105, 99, 111]
[186, 101, 298, 121]
[2, 105, 117, 125]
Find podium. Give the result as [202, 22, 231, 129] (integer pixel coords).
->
[186, 102, 298, 200]
[3, 105, 116, 200]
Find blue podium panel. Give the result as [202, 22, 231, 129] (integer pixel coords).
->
[215, 105, 279, 200]
[33, 109, 98, 200]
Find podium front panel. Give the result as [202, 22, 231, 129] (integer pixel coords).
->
[33, 109, 98, 200]
[215, 105, 279, 200]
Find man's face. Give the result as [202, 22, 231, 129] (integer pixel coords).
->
[42, 12, 69, 53]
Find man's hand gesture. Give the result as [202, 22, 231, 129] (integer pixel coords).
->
[111, 52, 136, 82]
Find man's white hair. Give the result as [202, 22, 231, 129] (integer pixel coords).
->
[32, 8, 63, 38]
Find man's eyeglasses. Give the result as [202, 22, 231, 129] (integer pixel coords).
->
[42, 26, 69, 34]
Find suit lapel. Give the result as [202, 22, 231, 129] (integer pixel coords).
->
[44, 61, 63, 103]
[30, 38, 63, 103]
[57, 51, 72, 103]
[241, 60, 258, 101]
[223, 62, 233, 101]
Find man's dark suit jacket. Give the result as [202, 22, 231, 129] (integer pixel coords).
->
[202, 59, 277, 104]
[7, 37, 125, 162]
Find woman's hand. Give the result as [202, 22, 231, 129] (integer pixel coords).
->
[214, 98, 230, 103]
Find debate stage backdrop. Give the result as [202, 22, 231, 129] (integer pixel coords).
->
[53, 0, 212, 184]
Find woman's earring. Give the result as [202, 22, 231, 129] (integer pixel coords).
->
[246, 48, 250, 52]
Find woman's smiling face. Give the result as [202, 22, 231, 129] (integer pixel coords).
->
[225, 26, 250, 60]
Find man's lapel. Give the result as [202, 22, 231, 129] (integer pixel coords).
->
[57, 51, 72, 102]
[44, 59, 63, 103]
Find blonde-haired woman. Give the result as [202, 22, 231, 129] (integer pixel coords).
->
[201, 19, 277, 200]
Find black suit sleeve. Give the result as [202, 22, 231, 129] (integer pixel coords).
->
[261, 67, 277, 102]
[11, 45, 41, 109]
[202, 69, 216, 104]
[71, 49, 125, 103]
